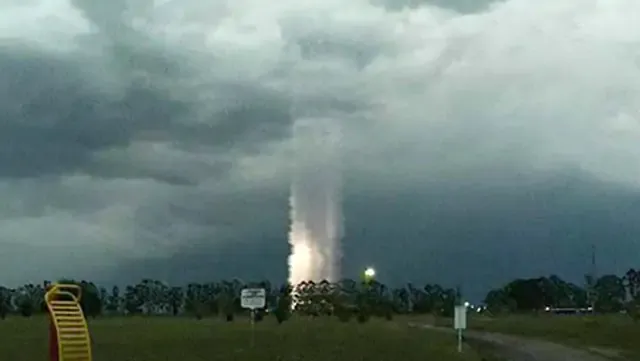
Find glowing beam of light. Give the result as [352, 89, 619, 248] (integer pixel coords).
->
[287, 118, 343, 287]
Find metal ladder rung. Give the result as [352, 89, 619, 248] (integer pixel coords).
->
[60, 327, 87, 334]
[56, 316, 84, 321]
[60, 339, 89, 346]
[62, 349, 89, 352]
[58, 323, 86, 329]
[59, 333, 88, 338]
[51, 301, 77, 306]
[61, 347, 89, 352]
[64, 353, 91, 361]
[57, 318, 84, 323]
[53, 310, 82, 317]
[58, 323, 86, 328]
[53, 307, 82, 313]
[62, 346, 90, 353]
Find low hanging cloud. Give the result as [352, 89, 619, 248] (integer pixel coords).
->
[0, 0, 639, 295]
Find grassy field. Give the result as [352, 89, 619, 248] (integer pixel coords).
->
[0, 315, 493, 361]
[421, 313, 640, 359]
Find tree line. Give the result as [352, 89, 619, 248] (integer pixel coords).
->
[1, 268, 639, 323]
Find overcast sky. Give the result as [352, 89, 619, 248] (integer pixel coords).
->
[1, 0, 639, 300]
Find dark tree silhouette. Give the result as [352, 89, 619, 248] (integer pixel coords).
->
[0, 269, 638, 321]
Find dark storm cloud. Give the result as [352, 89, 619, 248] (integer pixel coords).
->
[1, 0, 640, 292]
[343, 170, 640, 300]
[113, 185, 291, 285]
[0, 34, 291, 181]
[0, 46, 196, 180]
[373, 0, 504, 13]
[0, 48, 127, 177]
[114, 236, 290, 286]
[116, 169, 640, 301]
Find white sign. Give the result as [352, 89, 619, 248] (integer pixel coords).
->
[241, 288, 266, 309]
[454, 305, 467, 330]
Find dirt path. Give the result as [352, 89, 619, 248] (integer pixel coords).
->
[409, 323, 624, 361]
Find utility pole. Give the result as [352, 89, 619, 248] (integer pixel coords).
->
[587, 244, 597, 313]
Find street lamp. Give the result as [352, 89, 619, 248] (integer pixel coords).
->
[363, 267, 376, 282]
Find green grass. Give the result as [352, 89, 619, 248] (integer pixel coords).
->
[422, 313, 640, 360]
[0, 315, 489, 361]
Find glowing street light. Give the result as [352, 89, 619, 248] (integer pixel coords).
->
[364, 267, 376, 282]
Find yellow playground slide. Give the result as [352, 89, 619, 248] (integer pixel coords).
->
[44, 284, 93, 361]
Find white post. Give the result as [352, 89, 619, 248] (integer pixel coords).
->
[250, 309, 255, 348]
[457, 328, 462, 353]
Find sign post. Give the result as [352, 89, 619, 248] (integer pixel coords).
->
[240, 288, 266, 348]
[453, 304, 467, 353]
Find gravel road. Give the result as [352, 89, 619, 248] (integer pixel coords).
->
[409, 323, 623, 361]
